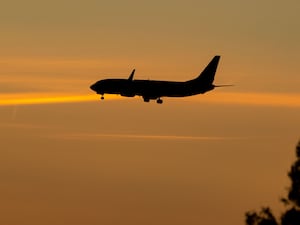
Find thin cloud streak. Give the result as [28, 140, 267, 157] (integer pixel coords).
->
[189, 92, 300, 108]
[0, 93, 120, 106]
[52, 133, 239, 141]
[0, 122, 44, 129]
[0, 92, 300, 107]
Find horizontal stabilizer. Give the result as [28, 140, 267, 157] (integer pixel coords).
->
[214, 84, 234, 87]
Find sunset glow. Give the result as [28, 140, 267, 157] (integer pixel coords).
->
[192, 92, 300, 108]
[1, 1, 299, 225]
[54, 133, 237, 141]
[0, 93, 118, 106]
[1, 92, 299, 107]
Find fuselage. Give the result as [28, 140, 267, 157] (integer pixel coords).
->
[90, 78, 215, 99]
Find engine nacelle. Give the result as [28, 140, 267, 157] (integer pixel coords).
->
[121, 92, 136, 97]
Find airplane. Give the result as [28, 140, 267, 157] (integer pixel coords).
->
[90, 55, 231, 104]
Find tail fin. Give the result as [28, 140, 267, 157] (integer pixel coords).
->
[195, 56, 220, 84]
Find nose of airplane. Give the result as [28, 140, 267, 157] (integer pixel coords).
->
[90, 83, 97, 91]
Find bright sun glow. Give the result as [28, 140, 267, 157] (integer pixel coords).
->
[0, 93, 120, 106]
[0, 92, 300, 107]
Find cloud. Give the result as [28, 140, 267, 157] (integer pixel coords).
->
[188, 92, 300, 108]
[0, 122, 44, 129]
[0, 91, 299, 107]
[0, 93, 120, 106]
[50, 132, 239, 141]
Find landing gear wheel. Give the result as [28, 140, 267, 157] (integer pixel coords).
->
[143, 97, 150, 102]
[156, 98, 163, 104]
[101, 95, 104, 100]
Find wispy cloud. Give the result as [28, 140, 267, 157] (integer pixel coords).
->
[0, 122, 44, 129]
[0, 93, 119, 106]
[0, 93, 95, 106]
[0, 92, 299, 107]
[188, 92, 300, 108]
[51, 133, 238, 141]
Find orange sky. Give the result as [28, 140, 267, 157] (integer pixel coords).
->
[1, 92, 300, 108]
[0, 1, 300, 225]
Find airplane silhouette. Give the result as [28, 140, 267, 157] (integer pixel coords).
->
[90, 55, 231, 104]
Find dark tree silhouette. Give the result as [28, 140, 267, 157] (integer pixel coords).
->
[286, 142, 300, 207]
[245, 207, 278, 225]
[245, 141, 300, 225]
[281, 207, 300, 225]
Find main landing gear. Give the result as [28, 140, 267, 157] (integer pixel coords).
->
[143, 97, 150, 102]
[142, 97, 163, 104]
[156, 98, 163, 104]
[101, 95, 104, 100]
